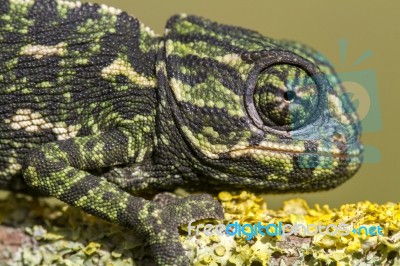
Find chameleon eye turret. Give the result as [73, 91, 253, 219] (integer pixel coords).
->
[253, 65, 318, 130]
[246, 50, 323, 131]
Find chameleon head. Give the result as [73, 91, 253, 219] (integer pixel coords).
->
[160, 15, 363, 191]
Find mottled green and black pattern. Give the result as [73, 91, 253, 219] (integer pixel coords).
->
[0, 0, 362, 265]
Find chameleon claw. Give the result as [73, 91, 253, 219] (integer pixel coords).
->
[147, 194, 223, 265]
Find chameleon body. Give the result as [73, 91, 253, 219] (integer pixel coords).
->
[0, 0, 362, 265]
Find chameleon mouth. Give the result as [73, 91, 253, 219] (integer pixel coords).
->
[226, 146, 363, 159]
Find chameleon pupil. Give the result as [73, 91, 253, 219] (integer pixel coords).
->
[283, 91, 296, 102]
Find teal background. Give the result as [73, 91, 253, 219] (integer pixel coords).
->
[47, 1, 399, 208]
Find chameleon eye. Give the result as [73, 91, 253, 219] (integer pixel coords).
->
[253, 64, 319, 131]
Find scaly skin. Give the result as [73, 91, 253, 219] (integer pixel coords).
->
[0, 1, 362, 265]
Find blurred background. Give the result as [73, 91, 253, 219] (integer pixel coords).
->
[88, 1, 397, 208]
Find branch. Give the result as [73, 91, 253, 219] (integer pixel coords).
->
[0, 191, 399, 265]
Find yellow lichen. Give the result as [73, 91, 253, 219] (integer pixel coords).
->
[182, 191, 400, 265]
[0, 191, 399, 265]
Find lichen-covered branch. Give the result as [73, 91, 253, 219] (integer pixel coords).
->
[0, 191, 399, 265]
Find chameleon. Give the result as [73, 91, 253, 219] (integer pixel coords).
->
[0, 0, 363, 265]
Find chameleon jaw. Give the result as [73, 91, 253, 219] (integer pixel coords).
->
[225, 146, 363, 159]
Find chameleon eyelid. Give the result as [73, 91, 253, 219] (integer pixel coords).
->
[244, 49, 330, 134]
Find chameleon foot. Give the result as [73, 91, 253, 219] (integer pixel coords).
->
[148, 194, 223, 265]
